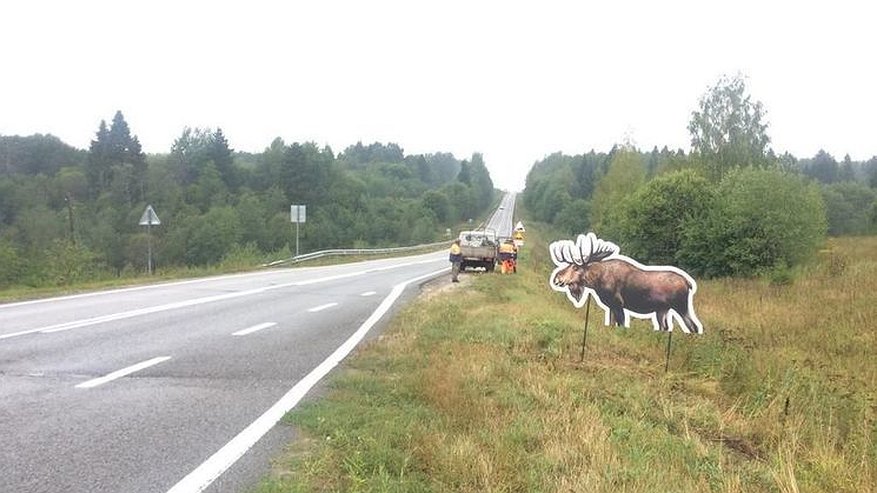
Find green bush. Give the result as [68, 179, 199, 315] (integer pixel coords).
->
[184, 206, 243, 265]
[678, 168, 826, 277]
[42, 240, 103, 286]
[0, 239, 25, 288]
[615, 169, 714, 266]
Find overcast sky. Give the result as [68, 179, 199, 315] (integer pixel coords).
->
[2, 1, 874, 191]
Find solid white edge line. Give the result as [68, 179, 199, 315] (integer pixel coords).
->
[231, 322, 277, 337]
[165, 266, 449, 493]
[307, 302, 338, 313]
[75, 356, 171, 389]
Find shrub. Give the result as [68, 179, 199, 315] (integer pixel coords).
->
[0, 238, 25, 288]
[615, 169, 715, 266]
[42, 240, 103, 286]
[678, 168, 826, 277]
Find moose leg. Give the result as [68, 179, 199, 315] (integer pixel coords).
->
[673, 297, 701, 334]
[655, 310, 669, 332]
[610, 305, 626, 327]
[681, 312, 701, 334]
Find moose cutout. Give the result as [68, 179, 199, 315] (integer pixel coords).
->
[549, 232, 703, 334]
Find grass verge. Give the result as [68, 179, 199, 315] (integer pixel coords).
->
[254, 225, 876, 492]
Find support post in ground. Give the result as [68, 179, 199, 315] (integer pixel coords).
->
[580, 296, 591, 362]
[664, 330, 673, 372]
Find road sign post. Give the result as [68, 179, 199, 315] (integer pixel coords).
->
[290, 205, 307, 257]
[138, 205, 161, 274]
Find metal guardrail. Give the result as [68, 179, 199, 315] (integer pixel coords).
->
[262, 240, 450, 267]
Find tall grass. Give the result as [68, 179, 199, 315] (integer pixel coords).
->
[255, 228, 876, 492]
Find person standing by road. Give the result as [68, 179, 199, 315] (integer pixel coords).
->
[449, 238, 462, 282]
[499, 239, 517, 273]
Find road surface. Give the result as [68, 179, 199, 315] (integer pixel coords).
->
[0, 192, 515, 492]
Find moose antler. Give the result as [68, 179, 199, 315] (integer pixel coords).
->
[551, 233, 620, 267]
[550, 239, 577, 266]
[578, 233, 619, 264]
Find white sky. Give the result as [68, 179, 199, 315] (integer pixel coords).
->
[2, 1, 875, 191]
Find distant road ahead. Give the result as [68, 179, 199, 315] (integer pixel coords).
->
[485, 191, 516, 236]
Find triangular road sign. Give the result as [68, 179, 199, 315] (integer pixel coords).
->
[139, 205, 161, 226]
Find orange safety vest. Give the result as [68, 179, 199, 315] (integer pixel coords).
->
[499, 242, 516, 254]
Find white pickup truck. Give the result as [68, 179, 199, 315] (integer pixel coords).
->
[457, 228, 498, 272]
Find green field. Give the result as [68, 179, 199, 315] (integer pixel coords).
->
[254, 225, 876, 492]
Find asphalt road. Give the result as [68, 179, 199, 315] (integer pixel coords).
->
[487, 191, 516, 237]
[0, 192, 516, 493]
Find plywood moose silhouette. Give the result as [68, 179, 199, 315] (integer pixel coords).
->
[549, 232, 703, 334]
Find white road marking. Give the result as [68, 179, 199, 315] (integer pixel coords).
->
[1, 257, 446, 341]
[360, 291, 377, 297]
[231, 322, 277, 336]
[0, 268, 306, 310]
[75, 356, 171, 389]
[307, 302, 338, 313]
[164, 266, 449, 493]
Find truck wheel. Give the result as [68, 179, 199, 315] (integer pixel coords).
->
[486, 262, 495, 272]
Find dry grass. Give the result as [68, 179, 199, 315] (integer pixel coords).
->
[255, 230, 876, 493]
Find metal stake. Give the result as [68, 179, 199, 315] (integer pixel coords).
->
[664, 330, 673, 372]
[580, 296, 591, 362]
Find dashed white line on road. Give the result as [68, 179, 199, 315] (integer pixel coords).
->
[75, 356, 171, 389]
[231, 322, 277, 336]
[164, 266, 448, 493]
[360, 291, 377, 297]
[307, 302, 338, 313]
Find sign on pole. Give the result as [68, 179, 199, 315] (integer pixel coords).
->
[139, 205, 161, 226]
[290, 205, 306, 223]
[139, 205, 161, 275]
[290, 205, 306, 257]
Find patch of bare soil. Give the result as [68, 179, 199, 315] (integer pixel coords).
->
[419, 271, 474, 300]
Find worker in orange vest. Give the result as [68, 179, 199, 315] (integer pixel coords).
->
[498, 239, 517, 273]
[449, 239, 462, 282]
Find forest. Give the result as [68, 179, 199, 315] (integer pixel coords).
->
[0, 114, 495, 289]
[524, 75, 877, 278]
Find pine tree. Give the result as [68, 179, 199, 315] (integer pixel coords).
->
[86, 111, 146, 201]
[87, 120, 112, 195]
[209, 128, 236, 189]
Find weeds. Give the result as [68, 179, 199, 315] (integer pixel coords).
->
[256, 232, 877, 493]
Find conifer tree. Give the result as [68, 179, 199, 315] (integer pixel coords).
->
[87, 111, 146, 201]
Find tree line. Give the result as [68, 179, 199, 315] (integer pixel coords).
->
[525, 74, 877, 278]
[0, 114, 495, 288]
